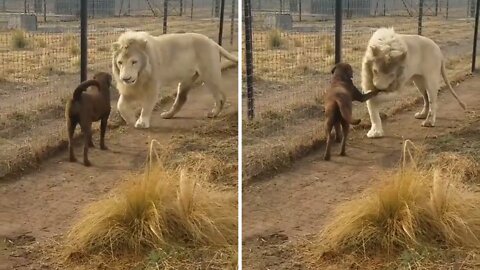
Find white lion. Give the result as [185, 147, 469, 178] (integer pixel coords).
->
[111, 31, 238, 128]
[361, 27, 466, 138]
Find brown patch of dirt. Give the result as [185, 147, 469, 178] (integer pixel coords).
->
[242, 75, 480, 269]
[0, 68, 238, 269]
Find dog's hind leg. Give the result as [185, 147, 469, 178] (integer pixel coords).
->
[340, 120, 349, 156]
[80, 120, 92, 167]
[67, 117, 78, 162]
[413, 76, 429, 119]
[161, 73, 199, 119]
[100, 116, 108, 150]
[334, 123, 342, 142]
[324, 118, 334, 161]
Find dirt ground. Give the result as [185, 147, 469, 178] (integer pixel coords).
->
[242, 74, 480, 269]
[0, 67, 238, 269]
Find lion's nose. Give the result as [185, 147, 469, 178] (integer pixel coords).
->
[123, 76, 132, 83]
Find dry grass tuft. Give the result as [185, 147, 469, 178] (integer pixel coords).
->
[268, 29, 283, 49]
[313, 142, 480, 260]
[432, 152, 479, 183]
[65, 141, 237, 262]
[11, 30, 28, 49]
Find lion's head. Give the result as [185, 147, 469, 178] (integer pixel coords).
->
[112, 32, 151, 86]
[364, 28, 407, 91]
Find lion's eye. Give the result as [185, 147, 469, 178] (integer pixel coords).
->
[132, 60, 137, 65]
[373, 69, 378, 74]
[118, 61, 123, 65]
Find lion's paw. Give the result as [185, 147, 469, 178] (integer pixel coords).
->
[367, 128, 384, 138]
[421, 120, 435, 127]
[134, 118, 150, 129]
[160, 111, 174, 119]
[414, 111, 428, 119]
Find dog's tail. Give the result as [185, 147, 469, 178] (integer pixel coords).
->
[215, 43, 238, 63]
[337, 100, 361, 125]
[73, 80, 100, 102]
[441, 60, 466, 110]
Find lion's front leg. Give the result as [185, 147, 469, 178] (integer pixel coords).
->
[135, 93, 157, 129]
[366, 97, 384, 138]
[117, 95, 137, 125]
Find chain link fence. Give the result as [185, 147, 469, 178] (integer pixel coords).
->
[0, 0, 237, 177]
[242, 0, 478, 180]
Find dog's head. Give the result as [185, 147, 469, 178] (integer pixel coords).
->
[367, 45, 406, 90]
[93, 72, 112, 86]
[331, 62, 354, 81]
[112, 32, 149, 86]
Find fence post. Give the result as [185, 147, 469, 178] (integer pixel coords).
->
[299, 0, 302, 21]
[43, 0, 46, 22]
[335, 0, 342, 64]
[180, 0, 183, 16]
[191, 0, 194, 19]
[418, 0, 423, 35]
[80, 0, 88, 82]
[244, 0, 254, 119]
[218, 0, 225, 45]
[435, 0, 438, 16]
[472, 0, 480, 72]
[446, 0, 449, 19]
[230, 0, 235, 45]
[163, 0, 168, 34]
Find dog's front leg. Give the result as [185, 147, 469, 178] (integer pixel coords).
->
[135, 93, 157, 129]
[366, 97, 384, 138]
[117, 95, 137, 125]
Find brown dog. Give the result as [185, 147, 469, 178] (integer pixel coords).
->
[66, 72, 112, 166]
[323, 63, 379, 161]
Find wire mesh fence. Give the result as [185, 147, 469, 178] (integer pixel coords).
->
[0, 0, 237, 177]
[242, 0, 478, 179]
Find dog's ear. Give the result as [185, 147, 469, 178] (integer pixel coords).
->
[331, 65, 336, 74]
[370, 45, 380, 57]
[111, 42, 121, 52]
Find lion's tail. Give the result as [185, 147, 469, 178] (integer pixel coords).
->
[215, 43, 238, 63]
[441, 60, 466, 110]
[73, 79, 100, 102]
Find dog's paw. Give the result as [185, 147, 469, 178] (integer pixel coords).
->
[160, 111, 174, 119]
[134, 118, 150, 129]
[414, 111, 428, 119]
[69, 156, 77, 162]
[324, 155, 330, 161]
[84, 160, 91, 167]
[340, 151, 346, 156]
[100, 145, 108, 150]
[421, 120, 435, 127]
[367, 127, 384, 138]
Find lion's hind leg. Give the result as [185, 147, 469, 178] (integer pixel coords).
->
[161, 73, 199, 119]
[412, 76, 429, 119]
[422, 78, 440, 128]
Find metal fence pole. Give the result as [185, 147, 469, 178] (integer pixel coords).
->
[80, 0, 88, 82]
[446, 0, 449, 20]
[244, 0, 254, 119]
[43, 0, 46, 22]
[163, 0, 168, 34]
[299, 0, 302, 21]
[335, 0, 342, 64]
[190, 0, 194, 19]
[230, 0, 235, 45]
[418, 0, 423, 35]
[218, 0, 225, 45]
[472, 0, 480, 72]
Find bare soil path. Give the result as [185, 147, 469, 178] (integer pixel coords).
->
[243, 75, 480, 269]
[0, 68, 238, 270]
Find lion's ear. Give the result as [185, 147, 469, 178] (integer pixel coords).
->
[111, 42, 121, 52]
[370, 45, 380, 56]
[138, 39, 147, 49]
